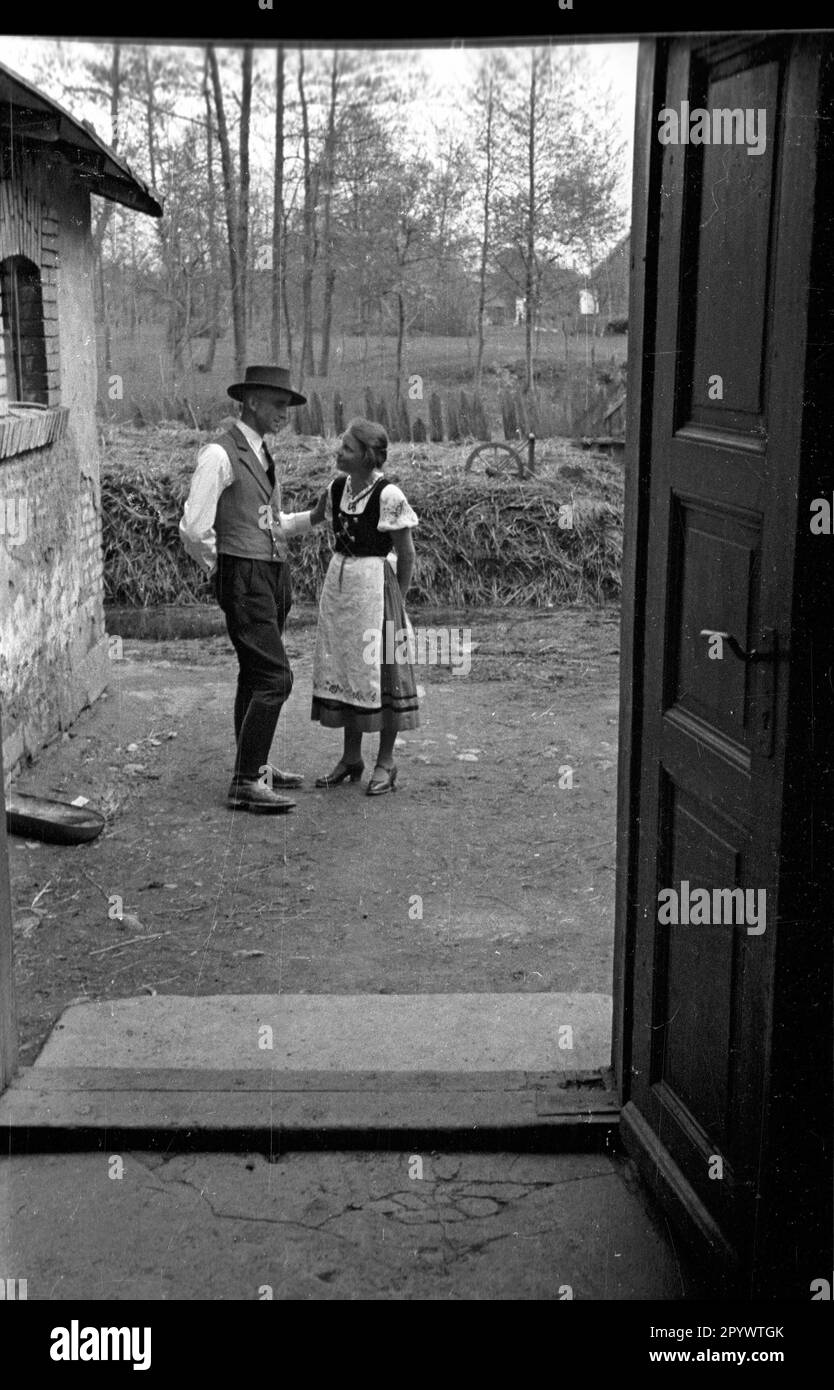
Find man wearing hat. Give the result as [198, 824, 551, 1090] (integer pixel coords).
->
[180, 365, 325, 812]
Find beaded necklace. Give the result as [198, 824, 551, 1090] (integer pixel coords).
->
[343, 471, 381, 510]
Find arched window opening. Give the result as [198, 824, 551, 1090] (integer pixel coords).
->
[0, 255, 48, 405]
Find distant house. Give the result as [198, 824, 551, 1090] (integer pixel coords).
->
[528, 266, 588, 330]
[0, 62, 161, 778]
[484, 294, 509, 327]
[485, 255, 584, 331]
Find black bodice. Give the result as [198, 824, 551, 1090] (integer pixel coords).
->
[331, 475, 392, 557]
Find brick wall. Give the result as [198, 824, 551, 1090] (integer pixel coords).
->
[0, 153, 109, 782]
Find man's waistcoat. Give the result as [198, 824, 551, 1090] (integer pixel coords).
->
[214, 425, 287, 561]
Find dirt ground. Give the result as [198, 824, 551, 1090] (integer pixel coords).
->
[7, 603, 620, 1064]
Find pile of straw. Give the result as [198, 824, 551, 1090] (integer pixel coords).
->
[100, 427, 622, 609]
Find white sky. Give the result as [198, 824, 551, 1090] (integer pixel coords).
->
[0, 35, 638, 236]
[0, 36, 637, 144]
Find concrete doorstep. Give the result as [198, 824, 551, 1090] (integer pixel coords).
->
[0, 992, 618, 1149]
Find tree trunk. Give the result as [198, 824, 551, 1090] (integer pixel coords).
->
[318, 52, 340, 376]
[92, 45, 121, 259]
[525, 56, 536, 394]
[202, 52, 221, 373]
[143, 52, 182, 384]
[128, 251, 136, 333]
[108, 44, 121, 152]
[98, 248, 112, 383]
[395, 290, 405, 403]
[271, 45, 285, 361]
[298, 49, 317, 380]
[282, 269, 294, 369]
[475, 69, 494, 389]
[238, 47, 253, 364]
[142, 50, 157, 191]
[524, 57, 536, 395]
[208, 45, 246, 379]
[320, 267, 337, 377]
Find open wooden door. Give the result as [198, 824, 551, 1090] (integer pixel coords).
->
[615, 34, 834, 1298]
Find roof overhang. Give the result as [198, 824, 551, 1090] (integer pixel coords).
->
[0, 60, 162, 217]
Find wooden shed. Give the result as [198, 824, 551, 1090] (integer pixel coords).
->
[0, 61, 161, 779]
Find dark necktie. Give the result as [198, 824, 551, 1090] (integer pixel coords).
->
[260, 439, 287, 559]
[262, 441, 277, 494]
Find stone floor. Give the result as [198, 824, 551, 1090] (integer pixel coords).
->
[32, 992, 611, 1071]
[0, 1147, 705, 1300]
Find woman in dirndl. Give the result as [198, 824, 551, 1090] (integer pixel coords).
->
[311, 417, 420, 795]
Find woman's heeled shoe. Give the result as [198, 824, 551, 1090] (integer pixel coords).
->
[366, 763, 398, 796]
[315, 760, 364, 788]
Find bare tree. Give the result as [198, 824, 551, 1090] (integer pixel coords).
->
[377, 155, 453, 401]
[141, 49, 157, 191]
[318, 51, 342, 377]
[562, 108, 628, 327]
[473, 57, 499, 387]
[140, 51, 186, 376]
[201, 52, 222, 373]
[91, 45, 122, 257]
[297, 48, 318, 380]
[207, 44, 248, 378]
[238, 45, 253, 357]
[522, 53, 539, 395]
[270, 45, 285, 362]
[493, 48, 619, 394]
[89, 44, 121, 382]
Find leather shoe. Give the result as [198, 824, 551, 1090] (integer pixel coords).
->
[260, 764, 304, 789]
[366, 763, 398, 796]
[227, 779, 296, 813]
[315, 760, 364, 788]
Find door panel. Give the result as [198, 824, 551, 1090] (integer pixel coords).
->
[617, 34, 827, 1278]
[668, 498, 760, 748]
[682, 57, 781, 434]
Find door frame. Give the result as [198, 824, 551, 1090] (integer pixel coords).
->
[612, 37, 666, 1101]
[0, 40, 829, 1293]
[613, 33, 834, 1296]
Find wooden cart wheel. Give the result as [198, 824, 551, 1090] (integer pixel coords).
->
[465, 441, 525, 479]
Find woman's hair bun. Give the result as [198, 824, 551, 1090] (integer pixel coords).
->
[346, 416, 388, 468]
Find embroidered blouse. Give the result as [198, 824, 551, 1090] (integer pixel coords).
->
[324, 475, 419, 533]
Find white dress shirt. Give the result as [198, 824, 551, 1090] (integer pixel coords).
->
[179, 419, 313, 573]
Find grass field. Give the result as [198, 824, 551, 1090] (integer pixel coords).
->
[97, 323, 628, 439]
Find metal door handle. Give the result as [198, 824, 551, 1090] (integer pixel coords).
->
[699, 629, 782, 663]
[699, 627, 780, 756]
[725, 634, 777, 664]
